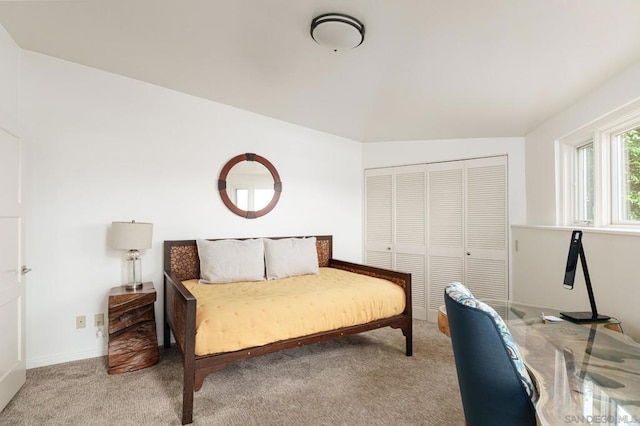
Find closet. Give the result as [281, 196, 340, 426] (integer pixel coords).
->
[364, 156, 508, 321]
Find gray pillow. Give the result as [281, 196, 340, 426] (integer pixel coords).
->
[263, 237, 319, 280]
[196, 238, 265, 284]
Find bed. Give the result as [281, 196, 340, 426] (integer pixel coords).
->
[163, 235, 412, 424]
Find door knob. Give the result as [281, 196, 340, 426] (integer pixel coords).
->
[21, 265, 32, 274]
[466, 252, 471, 256]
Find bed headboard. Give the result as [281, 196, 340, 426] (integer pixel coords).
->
[164, 235, 333, 282]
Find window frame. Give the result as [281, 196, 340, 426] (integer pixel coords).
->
[575, 141, 594, 223]
[610, 123, 640, 224]
[557, 101, 640, 228]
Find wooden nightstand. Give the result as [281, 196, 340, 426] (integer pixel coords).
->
[107, 282, 159, 374]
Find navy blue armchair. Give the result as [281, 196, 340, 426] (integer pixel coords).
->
[444, 282, 538, 426]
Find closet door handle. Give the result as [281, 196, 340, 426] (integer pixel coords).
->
[466, 252, 471, 256]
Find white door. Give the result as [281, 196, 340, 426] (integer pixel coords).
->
[426, 156, 508, 321]
[365, 166, 427, 319]
[394, 165, 427, 320]
[364, 168, 393, 269]
[464, 157, 508, 301]
[427, 161, 465, 322]
[0, 128, 25, 410]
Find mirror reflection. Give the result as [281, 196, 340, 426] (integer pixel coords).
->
[226, 161, 274, 211]
[218, 153, 282, 219]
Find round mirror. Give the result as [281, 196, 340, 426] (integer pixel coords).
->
[218, 153, 282, 219]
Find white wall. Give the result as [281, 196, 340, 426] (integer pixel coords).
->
[21, 51, 363, 368]
[516, 58, 640, 341]
[0, 25, 19, 136]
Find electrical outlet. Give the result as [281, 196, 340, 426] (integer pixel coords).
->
[76, 315, 86, 329]
[95, 313, 104, 327]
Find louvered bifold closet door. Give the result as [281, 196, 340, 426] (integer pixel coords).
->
[464, 156, 508, 301]
[364, 168, 393, 269]
[394, 165, 427, 320]
[426, 162, 464, 322]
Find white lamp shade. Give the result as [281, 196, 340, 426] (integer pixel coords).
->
[111, 221, 153, 250]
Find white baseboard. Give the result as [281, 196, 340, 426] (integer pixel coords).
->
[27, 347, 108, 369]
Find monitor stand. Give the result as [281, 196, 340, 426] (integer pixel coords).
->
[560, 311, 610, 323]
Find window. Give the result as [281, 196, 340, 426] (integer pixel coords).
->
[235, 189, 249, 210]
[558, 102, 640, 228]
[233, 187, 274, 211]
[612, 127, 640, 223]
[575, 142, 594, 223]
[253, 189, 274, 210]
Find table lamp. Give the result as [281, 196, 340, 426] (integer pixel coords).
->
[111, 220, 153, 290]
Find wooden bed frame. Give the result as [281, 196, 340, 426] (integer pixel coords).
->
[163, 235, 412, 424]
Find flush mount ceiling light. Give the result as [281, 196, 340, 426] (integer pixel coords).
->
[310, 13, 365, 52]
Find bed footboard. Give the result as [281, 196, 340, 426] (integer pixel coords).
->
[329, 259, 413, 356]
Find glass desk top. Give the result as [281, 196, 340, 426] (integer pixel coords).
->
[485, 300, 640, 425]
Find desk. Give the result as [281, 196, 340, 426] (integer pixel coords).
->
[483, 301, 640, 425]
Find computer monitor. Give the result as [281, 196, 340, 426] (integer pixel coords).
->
[559, 230, 610, 322]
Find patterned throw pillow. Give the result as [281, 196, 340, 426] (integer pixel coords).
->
[445, 282, 539, 402]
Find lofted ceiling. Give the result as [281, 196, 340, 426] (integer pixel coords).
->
[1, 1, 640, 142]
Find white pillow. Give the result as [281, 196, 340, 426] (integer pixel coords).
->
[196, 239, 265, 284]
[263, 237, 319, 280]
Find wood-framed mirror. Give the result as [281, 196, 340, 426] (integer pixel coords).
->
[218, 153, 282, 219]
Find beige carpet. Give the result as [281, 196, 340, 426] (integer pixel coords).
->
[0, 320, 464, 425]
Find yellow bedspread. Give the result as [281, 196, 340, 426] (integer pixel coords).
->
[182, 267, 406, 356]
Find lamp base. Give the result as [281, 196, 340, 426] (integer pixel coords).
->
[560, 311, 611, 323]
[123, 282, 144, 291]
